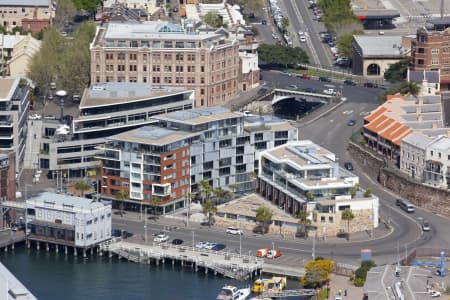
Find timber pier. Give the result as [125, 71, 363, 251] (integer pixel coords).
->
[102, 240, 264, 280]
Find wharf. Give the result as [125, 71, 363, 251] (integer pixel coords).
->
[0, 229, 25, 250]
[102, 240, 264, 280]
[262, 263, 305, 278]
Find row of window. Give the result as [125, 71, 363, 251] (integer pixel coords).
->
[102, 52, 205, 62]
[100, 64, 203, 73]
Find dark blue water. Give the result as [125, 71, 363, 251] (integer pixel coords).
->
[0, 248, 306, 300]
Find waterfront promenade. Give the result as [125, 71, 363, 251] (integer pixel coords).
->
[0, 262, 37, 300]
[0, 229, 25, 251]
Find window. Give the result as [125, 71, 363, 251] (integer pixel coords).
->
[417, 59, 424, 65]
[328, 216, 334, 223]
[176, 53, 184, 60]
[321, 216, 325, 223]
[131, 41, 138, 48]
[431, 150, 434, 156]
[164, 77, 172, 83]
[164, 41, 173, 48]
[152, 76, 160, 83]
[164, 54, 172, 60]
[431, 59, 439, 65]
[153, 53, 161, 60]
[201, 66, 205, 72]
[176, 77, 184, 84]
[143, 65, 147, 72]
[152, 41, 161, 48]
[418, 48, 425, 54]
[129, 65, 137, 71]
[153, 65, 160, 72]
[118, 53, 125, 60]
[431, 48, 439, 55]
[203, 161, 213, 170]
[175, 42, 184, 48]
[176, 66, 183, 72]
[164, 65, 172, 72]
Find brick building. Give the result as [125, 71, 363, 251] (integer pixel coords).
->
[90, 21, 241, 108]
[411, 18, 450, 90]
[0, 0, 53, 33]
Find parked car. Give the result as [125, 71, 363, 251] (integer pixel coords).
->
[195, 241, 208, 249]
[226, 227, 243, 235]
[281, 71, 291, 76]
[430, 290, 441, 298]
[344, 162, 354, 171]
[299, 35, 307, 43]
[364, 82, 378, 88]
[304, 87, 318, 93]
[323, 88, 336, 95]
[172, 239, 183, 245]
[343, 79, 356, 86]
[211, 244, 226, 251]
[261, 19, 267, 25]
[28, 114, 42, 120]
[271, 33, 279, 39]
[318, 76, 331, 82]
[422, 221, 431, 232]
[256, 248, 270, 257]
[288, 84, 299, 89]
[253, 225, 269, 234]
[111, 229, 122, 237]
[44, 115, 56, 120]
[121, 230, 133, 238]
[267, 249, 282, 259]
[153, 234, 169, 243]
[347, 119, 356, 126]
[204, 242, 217, 250]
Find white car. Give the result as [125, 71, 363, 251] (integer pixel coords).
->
[153, 234, 169, 243]
[195, 241, 208, 249]
[226, 227, 243, 235]
[298, 31, 304, 36]
[271, 33, 279, 39]
[204, 242, 217, 250]
[430, 290, 441, 298]
[323, 88, 336, 95]
[28, 114, 41, 120]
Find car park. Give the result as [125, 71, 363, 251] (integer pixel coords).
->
[347, 119, 356, 126]
[319, 76, 331, 82]
[153, 234, 169, 243]
[344, 162, 354, 171]
[172, 239, 183, 245]
[226, 227, 243, 235]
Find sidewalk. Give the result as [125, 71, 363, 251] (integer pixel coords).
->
[329, 273, 364, 300]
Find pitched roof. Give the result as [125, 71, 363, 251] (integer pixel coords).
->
[365, 107, 387, 123]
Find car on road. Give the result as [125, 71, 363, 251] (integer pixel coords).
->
[172, 239, 183, 245]
[347, 119, 356, 126]
[297, 73, 311, 79]
[204, 242, 217, 250]
[344, 162, 354, 171]
[271, 33, 279, 39]
[422, 221, 431, 232]
[153, 234, 169, 243]
[267, 249, 282, 259]
[226, 227, 243, 235]
[28, 114, 42, 120]
[195, 241, 208, 249]
[287, 84, 299, 90]
[364, 82, 378, 88]
[44, 115, 56, 120]
[256, 248, 270, 257]
[430, 290, 441, 298]
[304, 87, 318, 93]
[343, 79, 356, 86]
[396, 198, 402, 206]
[211, 244, 226, 251]
[323, 88, 336, 95]
[261, 19, 267, 25]
[299, 35, 307, 43]
[112, 229, 122, 238]
[319, 76, 331, 82]
[281, 71, 291, 77]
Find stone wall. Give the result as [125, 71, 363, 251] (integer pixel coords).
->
[348, 141, 450, 217]
[313, 209, 373, 238]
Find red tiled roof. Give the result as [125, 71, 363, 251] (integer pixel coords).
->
[392, 127, 413, 146]
[365, 107, 387, 123]
[364, 115, 388, 132]
[379, 121, 403, 140]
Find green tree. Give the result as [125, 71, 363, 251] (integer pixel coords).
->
[306, 191, 314, 201]
[301, 259, 335, 288]
[55, 0, 77, 29]
[354, 260, 376, 286]
[115, 189, 128, 217]
[317, 0, 361, 34]
[71, 0, 102, 12]
[203, 12, 224, 28]
[74, 180, 89, 197]
[202, 200, 217, 227]
[364, 188, 372, 197]
[213, 188, 230, 204]
[255, 206, 272, 234]
[349, 187, 356, 198]
[379, 81, 421, 103]
[341, 208, 354, 241]
[296, 211, 311, 238]
[281, 17, 289, 33]
[258, 44, 309, 67]
[198, 180, 213, 203]
[336, 30, 362, 58]
[384, 58, 411, 83]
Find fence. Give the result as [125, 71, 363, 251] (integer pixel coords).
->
[334, 263, 357, 277]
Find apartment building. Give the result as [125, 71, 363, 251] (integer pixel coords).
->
[90, 21, 240, 107]
[26, 192, 112, 249]
[0, 77, 29, 174]
[0, 0, 53, 33]
[0, 152, 16, 202]
[99, 107, 297, 213]
[0, 33, 41, 77]
[257, 140, 379, 238]
[39, 83, 194, 178]
[411, 18, 450, 90]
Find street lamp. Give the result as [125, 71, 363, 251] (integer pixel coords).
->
[192, 231, 195, 250]
[56, 90, 67, 122]
[144, 207, 148, 242]
[239, 232, 242, 256]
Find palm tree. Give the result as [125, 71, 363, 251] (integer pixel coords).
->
[199, 179, 212, 203]
[185, 192, 195, 227]
[213, 188, 230, 204]
[296, 211, 311, 238]
[202, 200, 217, 227]
[364, 188, 372, 197]
[74, 180, 89, 197]
[115, 189, 128, 217]
[255, 206, 273, 235]
[349, 187, 356, 198]
[341, 208, 355, 241]
[400, 81, 420, 96]
[228, 184, 238, 197]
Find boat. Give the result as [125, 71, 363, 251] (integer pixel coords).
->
[216, 285, 251, 300]
[251, 276, 286, 294]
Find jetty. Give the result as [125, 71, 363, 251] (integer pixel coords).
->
[102, 239, 264, 280]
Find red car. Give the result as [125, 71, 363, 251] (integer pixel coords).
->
[300, 73, 311, 79]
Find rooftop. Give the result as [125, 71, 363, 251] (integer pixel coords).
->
[79, 83, 189, 108]
[27, 192, 106, 211]
[265, 141, 335, 168]
[108, 125, 199, 146]
[0, 77, 19, 101]
[0, 33, 26, 49]
[353, 35, 404, 57]
[428, 135, 450, 151]
[0, 0, 50, 6]
[98, 21, 223, 42]
[402, 133, 433, 150]
[154, 106, 242, 125]
[0, 262, 37, 300]
[408, 70, 440, 84]
[244, 115, 296, 132]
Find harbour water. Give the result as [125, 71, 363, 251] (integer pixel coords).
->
[0, 248, 306, 300]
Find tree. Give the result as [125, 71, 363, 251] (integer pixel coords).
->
[281, 17, 289, 33]
[74, 180, 89, 197]
[354, 260, 376, 287]
[213, 188, 230, 204]
[301, 259, 335, 288]
[306, 191, 314, 201]
[115, 189, 128, 217]
[341, 208, 354, 241]
[380, 81, 421, 103]
[364, 188, 372, 197]
[336, 30, 362, 58]
[296, 211, 311, 238]
[258, 44, 309, 67]
[55, 0, 77, 30]
[202, 200, 217, 227]
[228, 184, 238, 193]
[384, 58, 411, 83]
[317, 0, 361, 34]
[349, 187, 356, 198]
[255, 206, 272, 234]
[203, 12, 224, 28]
[198, 180, 213, 203]
[71, 0, 102, 12]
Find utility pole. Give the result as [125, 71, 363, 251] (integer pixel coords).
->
[312, 231, 316, 261]
[239, 232, 242, 256]
[144, 208, 147, 242]
[192, 231, 195, 251]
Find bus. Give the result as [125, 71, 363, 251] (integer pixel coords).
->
[396, 198, 415, 213]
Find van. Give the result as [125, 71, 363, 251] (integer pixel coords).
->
[397, 199, 415, 213]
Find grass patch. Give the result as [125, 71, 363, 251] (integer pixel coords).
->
[317, 287, 329, 300]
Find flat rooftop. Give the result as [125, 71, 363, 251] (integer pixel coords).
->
[244, 115, 296, 132]
[265, 141, 336, 168]
[354, 35, 404, 57]
[108, 125, 199, 146]
[154, 106, 242, 125]
[28, 192, 106, 210]
[79, 83, 189, 108]
[0, 0, 49, 6]
[0, 77, 19, 101]
[0, 263, 37, 300]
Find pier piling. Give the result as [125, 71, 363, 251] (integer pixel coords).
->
[36, 242, 40, 251]
[65, 246, 68, 255]
[55, 245, 59, 254]
[46, 243, 49, 252]
[4, 246, 7, 252]
[83, 249, 86, 258]
[74, 248, 78, 256]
